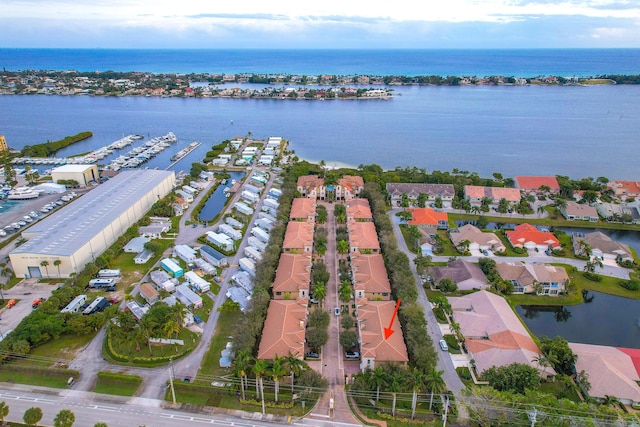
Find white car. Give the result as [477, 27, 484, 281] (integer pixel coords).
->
[439, 339, 449, 351]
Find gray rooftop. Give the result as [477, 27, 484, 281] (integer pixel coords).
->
[12, 170, 174, 256]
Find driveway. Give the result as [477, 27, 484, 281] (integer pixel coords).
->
[1, 279, 56, 334]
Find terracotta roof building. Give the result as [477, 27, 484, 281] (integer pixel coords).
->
[386, 183, 456, 208]
[258, 298, 308, 360]
[346, 198, 373, 221]
[430, 259, 488, 291]
[351, 253, 391, 300]
[139, 282, 159, 305]
[449, 291, 553, 377]
[357, 299, 409, 371]
[272, 254, 312, 299]
[569, 343, 640, 405]
[607, 180, 640, 200]
[297, 175, 325, 199]
[495, 262, 568, 295]
[289, 198, 317, 222]
[505, 223, 561, 251]
[347, 221, 380, 253]
[464, 185, 521, 204]
[514, 176, 560, 194]
[449, 224, 506, 253]
[407, 207, 449, 231]
[336, 175, 364, 201]
[283, 221, 314, 253]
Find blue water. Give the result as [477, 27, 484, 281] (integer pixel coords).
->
[199, 171, 245, 221]
[2, 83, 639, 179]
[2, 48, 639, 77]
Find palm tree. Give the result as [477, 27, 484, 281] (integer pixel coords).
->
[233, 350, 252, 400]
[270, 355, 287, 402]
[53, 259, 62, 278]
[367, 367, 387, 402]
[457, 239, 470, 254]
[285, 352, 305, 394]
[424, 368, 445, 411]
[537, 205, 546, 217]
[339, 280, 351, 303]
[470, 205, 480, 215]
[40, 260, 50, 278]
[337, 240, 349, 257]
[0, 400, 9, 425]
[313, 283, 326, 307]
[409, 226, 422, 251]
[163, 318, 181, 341]
[408, 367, 424, 420]
[252, 359, 267, 401]
[387, 373, 401, 417]
[532, 354, 552, 378]
[554, 198, 567, 218]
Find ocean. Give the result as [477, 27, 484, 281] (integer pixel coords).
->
[1, 49, 639, 179]
[1, 48, 639, 77]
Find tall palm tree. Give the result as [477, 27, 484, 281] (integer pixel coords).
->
[40, 260, 50, 278]
[233, 350, 252, 400]
[408, 367, 424, 420]
[270, 355, 287, 402]
[537, 205, 546, 217]
[285, 352, 305, 394]
[313, 283, 326, 307]
[163, 318, 181, 341]
[252, 359, 267, 402]
[367, 366, 387, 402]
[424, 368, 445, 410]
[53, 259, 62, 278]
[337, 240, 349, 257]
[387, 373, 401, 417]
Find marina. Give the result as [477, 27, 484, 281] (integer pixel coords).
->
[106, 132, 177, 170]
[170, 141, 201, 162]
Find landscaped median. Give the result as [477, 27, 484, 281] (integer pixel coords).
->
[93, 371, 142, 396]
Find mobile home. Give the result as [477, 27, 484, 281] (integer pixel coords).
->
[161, 258, 184, 277]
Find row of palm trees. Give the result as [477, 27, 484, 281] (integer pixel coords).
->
[39, 259, 63, 278]
[232, 350, 308, 408]
[353, 365, 447, 420]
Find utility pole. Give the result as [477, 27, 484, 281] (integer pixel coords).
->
[442, 394, 449, 427]
[528, 407, 538, 427]
[169, 357, 176, 405]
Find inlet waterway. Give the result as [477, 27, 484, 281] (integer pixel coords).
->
[198, 171, 245, 221]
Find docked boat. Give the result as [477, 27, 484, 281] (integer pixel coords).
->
[7, 187, 40, 200]
[170, 141, 201, 162]
[17, 220, 27, 226]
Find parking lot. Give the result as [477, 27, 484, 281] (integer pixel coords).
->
[0, 279, 56, 336]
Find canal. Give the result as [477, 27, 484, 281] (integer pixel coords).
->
[198, 171, 245, 221]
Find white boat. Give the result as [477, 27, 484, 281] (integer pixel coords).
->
[0, 230, 7, 237]
[7, 187, 40, 200]
[17, 220, 27, 226]
[23, 216, 34, 223]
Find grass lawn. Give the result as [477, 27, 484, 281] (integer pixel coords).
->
[0, 369, 71, 388]
[398, 224, 420, 254]
[194, 292, 215, 322]
[539, 379, 581, 402]
[114, 237, 175, 288]
[200, 308, 241, 378]
[106, 327, 199, 366]
[443, 334, 461, 354]
[93, 375, 141, 396]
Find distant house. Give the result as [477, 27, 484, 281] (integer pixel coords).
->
[139, 221, 171, 238]
[134, 249, 154, 264]
[272, 254, 312, 299]
[570, 343, 640, 405]
[200, 245, 229, 267]
[175, 283, 202, 308]
[464, 185, 521, 205]
[297, 175, 325, 199]
[514, 176, 560, 194]
[606, 180, 640, 200]
[206, 231, 234, 252]
[561, 201, 599, 222]
[406, 207, 448, 232]
[386, 183, 455, 208]
[139, 283, 159, 305]
[572, 231, 633, 262]
[289, 198, 317, 221]
[257, 299, 308, 360]
[346, 198, 373, 222]
[449, 224, 505, 253]
[495, 262, 568, 295]
[124, 236, 150, 253]
[336, 175, 364, 201]
[347, 221, 380, 254]
[429, 259, 489, 291]
[283, 221, 314, 254]
[174, 244, 197, 263]
[505, 223, 561, 251]
[357, 299, 409, 372]
[351, 253, 391, 300]
[449, 291, 554, 377]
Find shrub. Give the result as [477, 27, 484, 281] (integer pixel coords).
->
[620, 280, 640, 291]
[583, 272, 602, 282]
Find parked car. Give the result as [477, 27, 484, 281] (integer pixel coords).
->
[194, 315, 203, 324]
[7, 299, 16, 309]
[334, 307, 340, 316]
[183, 376, 192, 383]
[345, 351, 360, 359]
[305, 351, 319, 359]
[439, 339, 449, 351]
[482, 250, 489, 256]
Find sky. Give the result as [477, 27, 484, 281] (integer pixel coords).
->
[2, 0, 640, 48]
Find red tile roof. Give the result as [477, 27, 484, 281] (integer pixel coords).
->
[351, 253, 391, 295]
[465, 185, 521, 202]
[347, 221, 380, 251]
[407, 207, 448, 226]
[515, 176, 560, 191]
[272, 254, 312, 296]
[290, 198, 316, 220]
[258, 299, 307, 360]
[357, 300, 408, 363]
[283, 221, 314, 250]
[506, 223, 560, 249]
[346, 198, 372, 220]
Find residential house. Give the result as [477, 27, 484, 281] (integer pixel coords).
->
[175, 283, 203, 308]
[561, 201, 599, 222]
[297, 175, 325, 199]
[272, 254, 312, 299]
[124, 236, 150, 253]
[200, 245, 228, 267]
[336, 175, 364, 201]
[134, 249, 154, 264]
[206, 232, 234, 252]
[139, 283, 159, 305]
[505, 223, 561, 251]
[514, 176, 560, 194]
[139, 221, 171, 238]
[449, 224, 506, 253]
[351, 253, 391, 300]
[596, 202, 624, 221]
[357, 299, 409, 372]
[346, 198, 373, 221]
[386, 183, 456, 208]
[290, 198, 317, 221]
[347, 221, 380, 254]
[283, 221, 314, 254]
[569, 343, 640, 405]
[464, 185, 521, 205]
[429, 259, 489, 291]
[607, 180, 640, 200]
[572, 231, 633, 262]
[407, 207, 449, 232]
[174, 244, 197, 264]
[449, 290, 554, 377]
[495, 262, 568, 295]
[257, 298, 308, 360]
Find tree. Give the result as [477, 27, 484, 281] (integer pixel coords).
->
[270, 355, 287, 402]
[312, 283, 326, 306]
[482, 363, 539, 394]
[339, 330, 358, 350]
[23, 407, 43, 427]
[232, 350, 252, 400]
[409, 225, 422, 251]
[316, 207, 328, 224]
[337, 240, 349, 257]
[537, 205, 546, 217]
[438, 278, 457, 293]
[424, 368, 446, 410]
[417, 193, 428, 208]
[40, 260, 50, 278]
[307, 309, 330, 328]
[94, 424, 108, 427]
[387, 373, 401, 417]
[306, 327, 328, 350]
[285, 352, 305, 394]
[53, 259, 62, 278]
[539, 336, 577, 376]
[367, 367, 387, 402]
[252, 359, 267, 403]
[408, 367, 424, 420]
[0, 401, 9, 425]
[53, 409, 75, 427]
[339, 280, 352, 303]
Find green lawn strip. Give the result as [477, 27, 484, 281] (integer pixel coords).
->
[398, 224, 419, 254]
[199, 309, 241, 378]
[114, 238, 175, 287]
[539, 379, 581, 402]
[105, 327, 199, 366]
[93, 372, 142, 396]
[351, 399, 441, 427]
[443, 334, 461, 354]
[0, 365, 77, 388]
[193, 292, 215, 322]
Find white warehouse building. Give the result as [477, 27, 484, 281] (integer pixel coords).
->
[10, 170, 175, 278]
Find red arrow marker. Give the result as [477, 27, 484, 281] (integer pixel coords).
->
[383, 299, 401, 340]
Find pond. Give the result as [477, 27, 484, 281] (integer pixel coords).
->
[198, 171, 245, 221]
[516, 291, 640, 349]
